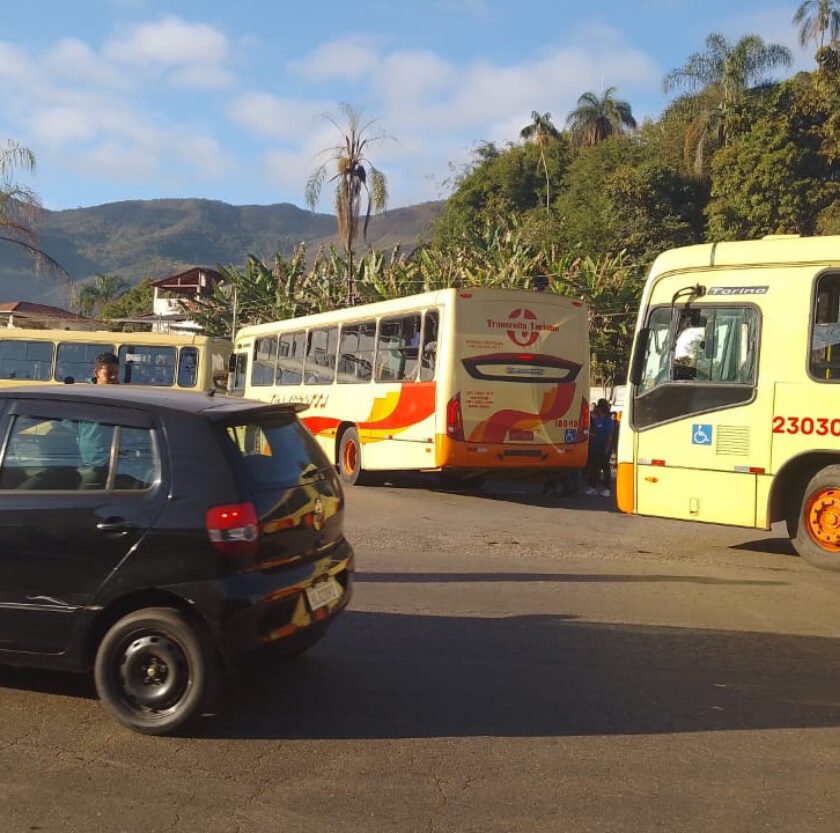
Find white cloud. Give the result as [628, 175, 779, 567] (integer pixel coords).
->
[228, 94, 332, 141]
[290, 36, 381, 83]
[104, 16, 230, 68]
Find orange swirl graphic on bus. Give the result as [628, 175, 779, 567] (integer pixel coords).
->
[461, 352, 581, 443]
[302, 382, 436, 440]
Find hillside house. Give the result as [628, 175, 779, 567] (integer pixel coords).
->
[149, 267, 224, 333]
[0, 301, 101, 331]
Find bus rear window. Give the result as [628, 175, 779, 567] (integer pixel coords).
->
[0, 340, 53, 381]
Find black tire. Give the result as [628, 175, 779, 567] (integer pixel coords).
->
[94, 607, 220, 735]
[791, 465, 840, 571]
[338, 427, 373, 485]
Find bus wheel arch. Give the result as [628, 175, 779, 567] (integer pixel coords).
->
[786, 460, 840, 571]
[769, 453, 838, 538]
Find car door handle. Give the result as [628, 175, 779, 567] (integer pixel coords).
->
[96, 517, 133, 535]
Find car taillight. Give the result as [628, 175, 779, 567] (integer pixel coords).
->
[447, 393, 464, 441]
[206, 502, 259, 564]
[579, 397, 590, 441]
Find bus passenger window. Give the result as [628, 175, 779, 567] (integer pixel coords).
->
[811, 273, 840, 381]
[419, 311, 439, 381]
[119, 345, 176, 386]
[338, 321, 375, 383]
[57, 342, 115, 384]
[376, 314, 421, 382]
[0, 340, 53, 381]
[304, 327, 337, 384]
[252, 336, 278, 386]
[177, 347, 198, 388]
[276, 332, 305, 385]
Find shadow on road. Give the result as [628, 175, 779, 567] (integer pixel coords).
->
[364, 471, 621, 512]
[355, 571, 786, 586]
[3, 606, 840, 740]
[201, 608, 840, 741]
[731, 537, 798, 557]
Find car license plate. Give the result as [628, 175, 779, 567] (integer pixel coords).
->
[305, 577, 342, 611]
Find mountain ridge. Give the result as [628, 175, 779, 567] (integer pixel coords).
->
[0, 198, 444, 307]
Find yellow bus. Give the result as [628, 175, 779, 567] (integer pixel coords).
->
[0, 328, 231, 391]
[616, 234, 840, 571]
[231, 287, 590, 485]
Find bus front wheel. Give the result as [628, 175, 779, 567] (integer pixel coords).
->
[792, 465, 840, 571]
[338, 427, 370, 486]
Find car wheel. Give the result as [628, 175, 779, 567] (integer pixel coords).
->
[94, 607, 220, 735]
[338, 427, 373, 485]
[792, 465, 840, 571]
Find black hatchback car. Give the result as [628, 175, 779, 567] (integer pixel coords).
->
[0, 386, 353, 734]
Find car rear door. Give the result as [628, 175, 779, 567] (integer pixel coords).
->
[0, 399, 166, 654]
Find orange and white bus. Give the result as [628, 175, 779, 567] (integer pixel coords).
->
[0, 328, 231, 391]
[231, 287, 590, 485]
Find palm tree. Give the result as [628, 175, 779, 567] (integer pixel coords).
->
[663, 33, 792, 175]
[0, 139, 69, 286]
[78, 273, 130, 318]
[305, 103, 389, 305]
[520, 111, 560, 213]
[793, 0, 840, 54]
[566, 87, 637, 148]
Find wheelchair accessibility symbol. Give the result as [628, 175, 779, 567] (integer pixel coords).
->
[692, 424, 713, 445]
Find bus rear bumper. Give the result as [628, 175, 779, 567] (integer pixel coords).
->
[436, 435, 587, 470]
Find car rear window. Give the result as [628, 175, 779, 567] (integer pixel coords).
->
[221, 414, 331, 490]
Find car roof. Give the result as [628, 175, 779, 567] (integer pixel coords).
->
[0, 385, 304, 421]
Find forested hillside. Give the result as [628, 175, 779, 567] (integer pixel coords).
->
[0, 198, 443, 306]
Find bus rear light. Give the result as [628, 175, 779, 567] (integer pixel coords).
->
[206, 502, 260, 563]
[651, 459, 666, 467]
[446, 394, 464, 441]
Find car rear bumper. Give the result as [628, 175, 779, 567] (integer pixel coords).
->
[173, 538, 355, 664]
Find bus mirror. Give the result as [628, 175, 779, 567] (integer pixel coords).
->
[629, 328, 649, 386]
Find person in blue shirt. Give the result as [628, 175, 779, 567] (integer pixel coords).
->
[77, 352, 119, 485]
[584, 399, 615, 497]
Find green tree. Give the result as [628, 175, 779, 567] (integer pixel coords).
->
[100, 280, 156, 326]
[706, 54, 840, 238]
[305, 103, 389, 305]
[77, 273, 130, 318]
[663, 33, 793, 175]
[566, 88, 637, 148]
[794, 0, 840, 55]
[519, 111, 561, 212]
[0, 140, 68, 283]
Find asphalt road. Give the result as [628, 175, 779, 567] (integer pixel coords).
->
[3, 475, 840, 832]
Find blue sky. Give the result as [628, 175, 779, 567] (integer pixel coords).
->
[1, 0, 817, 213]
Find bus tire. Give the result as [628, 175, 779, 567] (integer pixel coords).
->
[791, 465, 840, 571]
[338, 427, 370, 486]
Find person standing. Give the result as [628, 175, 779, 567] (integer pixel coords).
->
[584, 399, 614, 497]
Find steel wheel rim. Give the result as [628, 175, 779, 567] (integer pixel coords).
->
[343, 437, 358, 475]
[806, 488, 840, 552]
[118, 634, 190, 713]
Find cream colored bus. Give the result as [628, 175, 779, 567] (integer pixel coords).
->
[617, 234, 840, 571]
[231, 288, 590, 485]
[0, 328, 231, 390]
